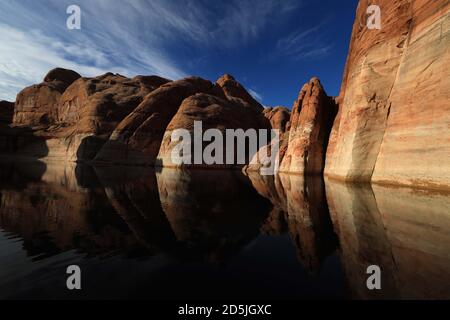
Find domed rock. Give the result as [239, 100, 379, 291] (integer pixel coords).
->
[47, 73, 171, 161]
[13, 68, 81, 126]
[43, 68, 81, 85]
[216, 74, 264, 112]
[94, 77, 215, 165]
[157, 92, 270, 169]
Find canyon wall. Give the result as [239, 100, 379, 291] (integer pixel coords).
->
[325, 0, 450, 189]
[1, 0, 448, 189]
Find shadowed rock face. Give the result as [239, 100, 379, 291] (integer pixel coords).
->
[325, 0, 450, 189]
[263, 107, 291, 134]
[244, 107, 291, 174]
[96, 75, 270, 167]
[326, 179, 450, 299]
[0, 101, 14, 125]
[13, 68, 81, 126]
[280, 78, 337, 175]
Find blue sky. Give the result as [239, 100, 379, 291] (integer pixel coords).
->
[0, 0, 358, 107]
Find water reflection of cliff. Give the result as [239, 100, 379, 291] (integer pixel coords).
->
[0, 162, 273, 263]
[326, 179, 450, 300]
[246, 173, 338, 274]
[0, 161, 449, 299]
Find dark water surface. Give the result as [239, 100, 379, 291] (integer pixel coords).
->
[0, 161, 449, 300]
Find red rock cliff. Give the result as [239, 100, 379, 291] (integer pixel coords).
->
[325, 0, 450, 190]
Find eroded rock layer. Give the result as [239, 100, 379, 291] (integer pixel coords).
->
[325, 0, 450, 189]
[280, 78, 337, 175]
[13, 68, 81, 126]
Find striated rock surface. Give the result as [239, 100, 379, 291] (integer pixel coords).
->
[325, 0, 450, 189]
[58, 73, 169, 135]
[280, 78, 337, 174]
[0, 100, 14, 125]
[6, 73, 169, 162]
[216, 74, 264, 112]
[157, 90, 270, 169]
[94, 77, 214, 165]
[0, 162, 146, 258]
[263, 106, 291, 133]
[13, 68, 81, 126]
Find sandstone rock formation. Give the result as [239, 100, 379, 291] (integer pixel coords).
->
[5, 72, 169, 162]
[263, 106, 291, 133]
[245, 106, 291, 173]
[13, 68, 81, 126]
[0, 100, 14, 125]
[0, 162, 146, 257]
[94, 77, 214, 165]
[280, 78, 337, 174]
[325, 0, 450, 190]
[94, 74, 269, 167]
[4, 70, 274, 167]
[216, 74, 263, 112]
[58, 73, 170, 135]
[157, 90, 270, 169]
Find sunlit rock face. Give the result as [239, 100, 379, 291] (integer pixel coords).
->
[326, 0, 450, 189]
[3, 73, 169, 163]
[13, 68, 81, 126]
[246, 172, 337, 274]
[279, 174, 337, 273]
[156, 168, 271, 263]
[280, 78, 337, 175]
[94, 77, 213, 166]
[326, 179, 450, 299]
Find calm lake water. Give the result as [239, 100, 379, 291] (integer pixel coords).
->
[0, 161, 449, 300]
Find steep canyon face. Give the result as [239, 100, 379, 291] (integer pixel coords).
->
[325, 0, 450, 190]
[0, 0, 448, 189]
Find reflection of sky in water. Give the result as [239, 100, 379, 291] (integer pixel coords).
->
[0, 161, 448, 300]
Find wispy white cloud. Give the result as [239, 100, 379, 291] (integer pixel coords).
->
[248, 89, 263, 104]
[265, 22, 332, 62]
[0, 0, 303, 101]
